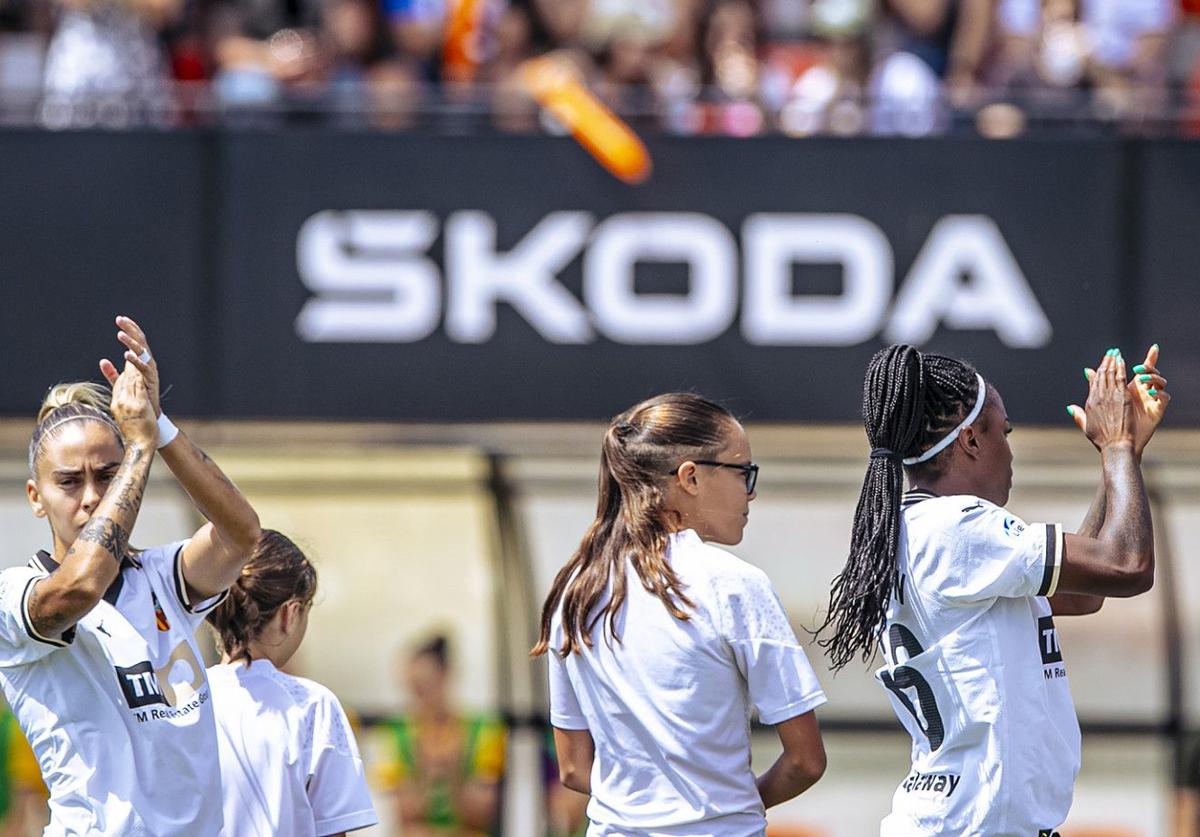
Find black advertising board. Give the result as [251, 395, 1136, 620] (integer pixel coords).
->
[1, 130, 1193, 424]
[0, 130, 209, 416]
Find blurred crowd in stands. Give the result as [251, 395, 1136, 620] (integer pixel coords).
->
[0, 0, 1198, 134]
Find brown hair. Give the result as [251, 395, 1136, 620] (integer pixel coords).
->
[208, 530, 318, 663]
[531, 392, 739, 658]
[413, 634, 450, 670]
[28, 382, 122, 477]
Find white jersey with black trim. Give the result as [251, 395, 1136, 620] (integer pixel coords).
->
[208, 659, 378, 837]
[0, 541, 226, 836]
[878, 492, 1080, 837]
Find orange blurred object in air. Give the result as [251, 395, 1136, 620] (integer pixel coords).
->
[520, 55, 652, 185]
[443, 0, 485, 83]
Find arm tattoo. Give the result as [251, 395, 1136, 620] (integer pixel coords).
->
[76, 517, 130, 562]
[108, 445, 148, 514]
[28, 582, 74, 641]
[111, 477, 145, 514]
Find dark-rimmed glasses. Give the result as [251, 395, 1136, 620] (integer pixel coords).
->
[669, 460, 759, 494]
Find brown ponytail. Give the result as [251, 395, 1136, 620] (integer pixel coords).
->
[532, 393, 739, 657]
[208, 530, 318, 663]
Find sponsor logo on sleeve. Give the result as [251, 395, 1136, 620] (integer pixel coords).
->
[1004, 516, 1026, 537]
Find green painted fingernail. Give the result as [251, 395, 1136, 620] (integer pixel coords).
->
[1083, 369, 1090, 381]
[1148, 388, 1158, 396]
[1133, 364, 1146, 373]
[1066, 406, 1075, 417]
[1139, 374, 1151, 381]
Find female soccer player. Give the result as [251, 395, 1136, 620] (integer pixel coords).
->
[206, 530, 377, 837]
[1, 314, 263, 835]
[818, 343, 1168, 836]
[533, 392, 828, 837]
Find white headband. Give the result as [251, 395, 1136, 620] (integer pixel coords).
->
[902, 373, 987, 466]
[28, 411, 122, 474]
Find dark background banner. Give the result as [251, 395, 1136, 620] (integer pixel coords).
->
[0, 130, 1191, 424]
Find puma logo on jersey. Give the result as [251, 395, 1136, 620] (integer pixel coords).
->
[900, 770, 961, 797]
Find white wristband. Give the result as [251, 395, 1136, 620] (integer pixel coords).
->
[156, 413, 179, 449]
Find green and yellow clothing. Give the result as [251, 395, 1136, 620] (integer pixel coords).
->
[0, 708, 46, 824]
[376, 713, 506, 835]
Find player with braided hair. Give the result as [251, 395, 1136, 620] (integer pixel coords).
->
[817, 343, 1168, 836]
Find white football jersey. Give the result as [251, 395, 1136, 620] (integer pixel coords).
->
[550, 529, 827, 837]
[877, 491, 1079, 837]
[208, 659, 378, 837]
[0, 541, 226, 836]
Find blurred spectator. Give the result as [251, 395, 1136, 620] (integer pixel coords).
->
[209, 0, 406, 124]
[994, 0, 1175, 116]
[542, 728, 588, 837]
[373, 635, 506, 837]
[1174, 731, 1200, 837]
[782, 0, 872, 135]
[39, 0, 179, 127]
[0, 704, 48, 836]
[0, 0, 1191, 132]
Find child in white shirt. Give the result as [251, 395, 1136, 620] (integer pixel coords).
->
[207, 530, 378, 837]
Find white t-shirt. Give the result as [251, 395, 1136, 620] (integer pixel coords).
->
[549, 529, 827, 837]
[0, 541, 226, 836]
[878, 491, 1080, 837]
[208, 659, 378, 837]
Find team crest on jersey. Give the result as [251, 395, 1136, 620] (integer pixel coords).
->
[1003, 516, 1025, 537]
[151, 591, 170, 632]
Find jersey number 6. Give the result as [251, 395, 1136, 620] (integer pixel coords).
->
[880, 624, 946, 751]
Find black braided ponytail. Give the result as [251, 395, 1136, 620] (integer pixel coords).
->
[817, 344, 982, 670]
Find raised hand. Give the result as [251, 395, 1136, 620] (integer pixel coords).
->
[109, 364, 158, 449]
[1068, 348, 1135, 452]
[99, 315, 161, 418]
[1125, 344, 1169, 455]
[1070, 344, 1168, 456]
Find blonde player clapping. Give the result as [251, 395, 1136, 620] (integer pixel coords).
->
[533, 393, 828, 837]
[206, 531, 378, 837]
[4, 315, 262, 835]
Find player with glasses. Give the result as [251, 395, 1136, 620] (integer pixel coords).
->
[534, 392, 827, 837]
[670, 460, 759, 494]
